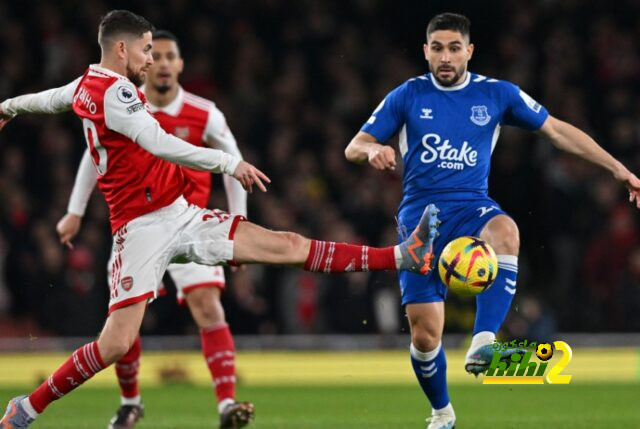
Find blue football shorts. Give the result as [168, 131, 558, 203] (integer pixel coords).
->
[396, 197, 508, 305]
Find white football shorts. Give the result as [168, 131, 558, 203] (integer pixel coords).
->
[159, 263, 226, 305]
[107, 196, 242, 313]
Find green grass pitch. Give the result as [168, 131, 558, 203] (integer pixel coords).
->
[2, 383, 639, 428]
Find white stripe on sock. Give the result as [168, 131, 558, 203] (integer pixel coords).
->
[410, 342, 441, 362]
[21, 397, 40, 419]
[496, 254, 518, 266]
[121, 395, 141, 406]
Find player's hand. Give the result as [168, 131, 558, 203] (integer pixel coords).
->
[0, 105, 13, 131]
[56, 213, 83, 249]
[367, 145, 396, 170]
[232, 161, 271, 193]
[623, 172, 640, 209]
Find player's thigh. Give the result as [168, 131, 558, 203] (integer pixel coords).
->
[232, 221, 311, 265]
[167, 262, 225, 304]
[479, 214, 520, 255]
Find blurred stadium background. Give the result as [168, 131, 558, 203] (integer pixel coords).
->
[0, 0, 639, 427]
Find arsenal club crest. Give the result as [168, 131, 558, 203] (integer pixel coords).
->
[174, 126, 190, 140]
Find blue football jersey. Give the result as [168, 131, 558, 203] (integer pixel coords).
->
[361, 72, 549, 213]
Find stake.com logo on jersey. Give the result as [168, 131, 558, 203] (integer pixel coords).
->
[420, 133, 478, 171]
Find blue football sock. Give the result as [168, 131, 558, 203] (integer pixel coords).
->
[473, 254, 518, 335]
[410, 342, 450, 410]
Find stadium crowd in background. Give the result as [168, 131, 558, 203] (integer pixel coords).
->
[0, 0, 639, 339]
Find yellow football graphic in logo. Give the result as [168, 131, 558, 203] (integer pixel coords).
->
[536, 343, 553, 361]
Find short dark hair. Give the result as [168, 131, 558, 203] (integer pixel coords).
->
[152, 29, 179, 45]
[426, 13, 470, 41]
[98, 10, 155, 48]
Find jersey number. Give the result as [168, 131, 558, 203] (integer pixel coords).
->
[82, 118, 108, 175]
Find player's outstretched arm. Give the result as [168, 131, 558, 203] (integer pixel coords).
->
[538, 115, 640, 208]
[104, 81, 268, 191]
[0, 77, 82, 129]
[345, 131, 397, 170]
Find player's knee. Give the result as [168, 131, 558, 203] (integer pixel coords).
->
[411, 328, 441, 352]
[486, 218, 520, 255]
[494, 228, 519, 255]
[99, 336, 137, 364]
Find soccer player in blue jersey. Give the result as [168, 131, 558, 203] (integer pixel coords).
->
[345, 12, 640, 429]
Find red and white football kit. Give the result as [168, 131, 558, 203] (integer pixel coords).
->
[1, 65, 244, 313]
[67, 84, 247, 305]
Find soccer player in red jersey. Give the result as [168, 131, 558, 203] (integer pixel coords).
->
[0, 10, 439, 428]
[55, 30, 253, 429]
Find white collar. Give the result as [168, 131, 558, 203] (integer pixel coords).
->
[143, 86, 184, 116]
[429, 72, 471, 91]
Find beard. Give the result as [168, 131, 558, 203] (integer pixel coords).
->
[430, 63, 466, 87]
[126, 64, 146, 87]
[154, 83, 171, 94]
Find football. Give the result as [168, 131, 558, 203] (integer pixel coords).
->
[438, 236, 498, 296]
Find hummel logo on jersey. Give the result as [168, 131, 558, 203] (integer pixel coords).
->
[477, 206, 499, 217]
[470, 105, 491, 126]
[420, 108, 433, 119]
[420, 133, 478, 171]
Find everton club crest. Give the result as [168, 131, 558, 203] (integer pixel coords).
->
[470, 105, 491, 126]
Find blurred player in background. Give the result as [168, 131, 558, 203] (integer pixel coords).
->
[345, 12, 640, 429]
[55, 29, 253, 429]
[0, 10, 440, 428]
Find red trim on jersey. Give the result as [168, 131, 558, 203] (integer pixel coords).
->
[108, 291, 155, 315]
[177, 281, 226, 306]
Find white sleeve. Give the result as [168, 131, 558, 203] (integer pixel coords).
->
[204, 106, 248, 217]
[0, 77, 81, 116]
[103, 81, 240, 175]
[67, 150, 98, 216]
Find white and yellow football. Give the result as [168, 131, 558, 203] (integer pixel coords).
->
[438, 236, 498, 296]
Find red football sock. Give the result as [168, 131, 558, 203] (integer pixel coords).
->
[304, 240, 396, 272]
[115, 335, 141, 399]
[29, 341, 106, 413]
[201, 323, 236, 403]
